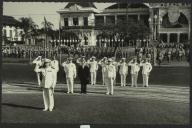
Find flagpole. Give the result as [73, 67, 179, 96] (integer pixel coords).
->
[44, 17, 47, 59]
[59, 16, 62, 64]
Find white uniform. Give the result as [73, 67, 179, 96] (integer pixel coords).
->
[98, 60, 107, 85]
[88, 60, 98, 85]
[51, 59, 59, 90]
[105, 64, 116, 95]
[33, 57, 43, 86]
[62, 62, 76, 93]
[128, 62, 140, 87]
[119, 62, 128, 86]
[140, 62, 152, 87]
[35, 65, 55, 111]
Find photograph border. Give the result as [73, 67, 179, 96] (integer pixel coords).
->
[0, 0, 191, 128]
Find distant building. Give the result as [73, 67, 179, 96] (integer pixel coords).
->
[2, 15, 24, 45]
[57, 2, 191, 46]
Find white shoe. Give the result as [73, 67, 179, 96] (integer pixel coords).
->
[49, 109, 53, 112]
[43, 108, 48, 111]
[106, 92, 109, 95]
[67, 91, 70, 94]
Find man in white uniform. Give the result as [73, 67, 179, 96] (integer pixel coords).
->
[87, 56, 98, 85]
[62, 57, 76, 93]
[118, 58, 128, 87]
[140, 58, 152, 87]
[128, 58, 140, 87]
[105, 58, 116, 95]
[35, 59, 55, 112]
[51, 55, 59, 93]
[98, 57, 108, 85]
[33, 56, 43, 87]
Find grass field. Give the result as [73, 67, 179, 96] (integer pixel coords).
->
[2, 63, 190, 86]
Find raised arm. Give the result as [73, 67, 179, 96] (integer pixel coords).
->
[32, 56, 41, 64]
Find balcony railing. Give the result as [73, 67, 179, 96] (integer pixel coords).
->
[159, 27, 189, 33]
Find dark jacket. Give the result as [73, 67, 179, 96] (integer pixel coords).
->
[78, 65, 90, 84]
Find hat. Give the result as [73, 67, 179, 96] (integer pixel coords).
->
[91, 56, 96, 59]
[68, 57, 73, 60]
[103, 57, 107, 59]
[81, 55, 85, 58]
[108, 58, 113, 62]
[121, 57, 126, 60]
[43, 58, 51, 63]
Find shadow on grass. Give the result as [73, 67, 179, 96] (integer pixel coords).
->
[2, 103, 43, 110]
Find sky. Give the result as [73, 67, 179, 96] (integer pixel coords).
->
[3, 2, 115, 29]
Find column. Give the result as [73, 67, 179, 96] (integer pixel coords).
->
[104, 15, 106, 25]
[149, 8, 154, 40]
[177, 33, 180, 43]
[188, 17, 191, 41]
[137, 14, 140, 21]
[115, 14, 117, 24]
[167, 33, 170, 43]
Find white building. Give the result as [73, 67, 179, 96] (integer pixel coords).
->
[2, 15, 24, 45]
[57, 2, 191, 46]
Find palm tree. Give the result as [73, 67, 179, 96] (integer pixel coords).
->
[41, 20, 54, 31]
[19, 17, 39, 43]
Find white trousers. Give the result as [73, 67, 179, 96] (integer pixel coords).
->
[90, 71, 97, 85]
[105, 77, 114, 94]
[131, 74, 138, 87]
[120, 74, 127, 86]
[43, 88, 54, 110]
[52, 73, 57, 89]
[142, 74, 149, 87]
[66, 77, 74, 93]
[36, 73, 41, 86]
[102, 71, 105, 85]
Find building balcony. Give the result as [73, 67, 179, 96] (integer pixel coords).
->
[159, 27, 189, 33]
[61, 26, 95, 30]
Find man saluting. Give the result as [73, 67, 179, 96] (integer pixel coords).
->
[62, 57, 76, 94]
[51, 55, 59, 93]
[105, 58, 116, 95]
[33, 56, 43, 87]
[140, 58, 152, 87]
[87, 56, 98, 85]
[35, 59, 55, 112]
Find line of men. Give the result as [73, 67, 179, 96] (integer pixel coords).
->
[32, 55, 152, 112]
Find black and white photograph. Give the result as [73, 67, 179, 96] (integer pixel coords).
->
[1, 1, 190, 126]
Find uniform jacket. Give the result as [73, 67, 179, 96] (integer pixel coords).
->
[35, 66, 54, 88]
[128, 62, 140, 74]
[119, 62, 128, 75]
[140, 62, 152, 75]
[62, 62, 76, 78]
[105, 64, 116, 78]
[51, 60, 59, 73]
[88, 60, 98, 72]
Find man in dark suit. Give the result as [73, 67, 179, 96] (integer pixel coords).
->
[77, 56, 90, 94]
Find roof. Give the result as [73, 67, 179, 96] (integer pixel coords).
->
[105, 3, 149, 9]
[65, 2, 97, 9]
[2, 15, 21, 27]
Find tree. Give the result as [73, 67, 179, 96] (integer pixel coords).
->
[40, 19, 55, 37]
[19, 17, 39, 44]
[41, 20, 54, 31]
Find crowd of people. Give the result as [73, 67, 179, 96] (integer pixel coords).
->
[156, 42, 190, 65]
[32, 55, 153, 112]
[2, 41, 190, 66]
